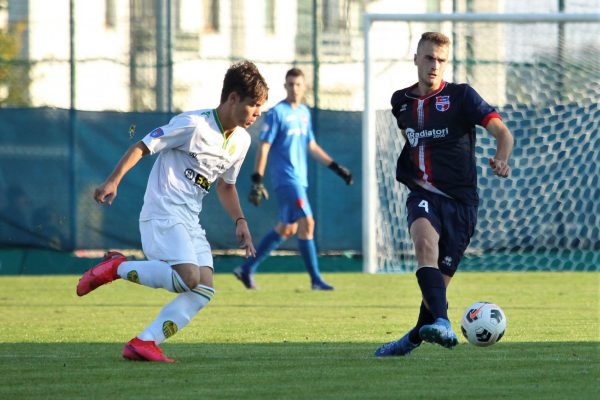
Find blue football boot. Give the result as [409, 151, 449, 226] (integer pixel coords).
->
[374, 332, 420, 357]
[311, 280, 334, 290]
[419, 318, 458, 349]
[233, 267, 257, 289]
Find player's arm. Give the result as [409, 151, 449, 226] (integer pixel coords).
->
[485, 118, 514, 178]
[308, 140, 353, 185]
[248, 141, 271, 206]
[94, 141, 150, 205]
[253, 141, 271, 177]
[216, 178, 256, 257]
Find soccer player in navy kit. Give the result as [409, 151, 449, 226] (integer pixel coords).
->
[233, 68, 353, 290]
[375, 32, 514, 356]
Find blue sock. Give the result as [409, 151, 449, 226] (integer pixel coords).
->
[416, 267, 449, 320]
[240, 229, 284, 274]
[298, 239, 321, 283]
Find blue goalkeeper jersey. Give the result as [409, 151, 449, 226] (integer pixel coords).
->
[259, 100, 315, 189]
[392, 81, 501, 206]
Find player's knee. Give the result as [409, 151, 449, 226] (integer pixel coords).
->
[304, 220, 314, 233]
[173, 264, 202, 289]
[280, 224, 297, 238]
[183, 275, 200, 289]
[413, 235, 437, 257]
[297, 217, 314, 236]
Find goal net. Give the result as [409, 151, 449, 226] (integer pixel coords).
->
[363, 13, 600, 273]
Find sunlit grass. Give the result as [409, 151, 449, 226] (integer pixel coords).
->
[0, 272, 598, 399]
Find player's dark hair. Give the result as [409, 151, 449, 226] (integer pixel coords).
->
[418, 32, 451, 50]
[285, 67, 304, 80]
[220, 60, 269, 104]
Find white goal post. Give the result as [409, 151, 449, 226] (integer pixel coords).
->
[362, 12, 600, 274]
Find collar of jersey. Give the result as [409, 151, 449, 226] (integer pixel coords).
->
[212, 109, 235, 148]
[406, 80, 446, 100]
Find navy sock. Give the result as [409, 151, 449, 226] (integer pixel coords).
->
[298, 239, 321, 283]
[408, 301, 435, 344]
[240, 229, 285, 274]
[416, 267, 449, 320]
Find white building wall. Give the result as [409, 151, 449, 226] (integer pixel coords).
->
[243, 0, 299, 108]
[16, 0, 587, 112]
[27, 0, 70, 108]
[26, 0, 129, 110]
[21, 0, 462, 112]
[74, 0, 130, 111]
[179, 0, 299, 111]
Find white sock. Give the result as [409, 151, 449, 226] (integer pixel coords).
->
[138, 285, 215, 344]
[117, 260, 189, 293]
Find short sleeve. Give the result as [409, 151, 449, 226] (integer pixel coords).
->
[142, 114, 196, 154]
[305, 106, 315, 142]
[461, 85, 501, 128]
[258, 109, 279, 144]
[391, 90, 403, 118]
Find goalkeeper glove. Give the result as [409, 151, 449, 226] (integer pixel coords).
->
[328, 161, 353, 185]
[248, 173, 269, 206]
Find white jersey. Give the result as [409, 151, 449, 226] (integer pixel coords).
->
[139, 108, 251, 227]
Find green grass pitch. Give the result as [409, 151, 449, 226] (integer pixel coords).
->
[0, 272, 598, 399]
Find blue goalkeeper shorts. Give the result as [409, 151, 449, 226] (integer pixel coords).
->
[275, 184, 313, 224]
[406, 189, 477, 277]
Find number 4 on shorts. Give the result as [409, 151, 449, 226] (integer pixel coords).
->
[418, 200, 429, 213]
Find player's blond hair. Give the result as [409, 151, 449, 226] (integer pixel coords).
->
[417, 32, 451, 50]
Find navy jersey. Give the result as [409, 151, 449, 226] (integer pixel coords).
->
[392, 81, 500, 206]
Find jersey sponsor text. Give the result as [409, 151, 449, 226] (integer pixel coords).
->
[406, 127, 449, 147]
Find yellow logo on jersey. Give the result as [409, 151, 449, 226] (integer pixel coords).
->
[228, 143, 236, 156]
[162, 320, 178, 338]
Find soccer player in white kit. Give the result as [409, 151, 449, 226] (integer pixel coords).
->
[76, 61, 269, 362]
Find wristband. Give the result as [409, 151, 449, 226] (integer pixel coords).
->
[235, 217, 246, 226]
[251, 173, 263, 184]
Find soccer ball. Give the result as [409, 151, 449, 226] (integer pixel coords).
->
[460, 302, 507, 347]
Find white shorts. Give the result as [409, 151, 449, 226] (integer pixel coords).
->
[139, 219, 213, 269]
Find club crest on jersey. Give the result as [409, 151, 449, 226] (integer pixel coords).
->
[228, 143, 236, 156]
[150, 127, 164, 138]
[435, 96, 450, 112]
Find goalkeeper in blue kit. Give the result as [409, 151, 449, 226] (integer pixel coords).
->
[233, 68, 353, 290]
[375, 32, 514, 356]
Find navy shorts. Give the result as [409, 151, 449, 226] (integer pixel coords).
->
[406, 189, 477, 277]
[275, 184, 313, 224]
